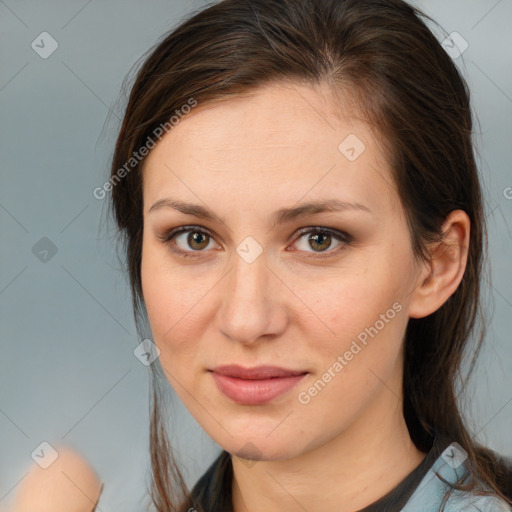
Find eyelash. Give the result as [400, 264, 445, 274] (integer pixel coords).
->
[157, 225, 352, 260]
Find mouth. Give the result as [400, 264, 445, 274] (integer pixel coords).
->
[209, 365, 308, 405]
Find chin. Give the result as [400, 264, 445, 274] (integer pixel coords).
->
[219, 431, 306, 462]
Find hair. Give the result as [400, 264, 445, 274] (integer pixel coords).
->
[105, 0, 512, 510]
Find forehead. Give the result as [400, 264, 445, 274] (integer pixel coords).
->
[141, 82, 397, 218]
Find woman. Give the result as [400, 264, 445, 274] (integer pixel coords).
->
[105, 0, 512, 510]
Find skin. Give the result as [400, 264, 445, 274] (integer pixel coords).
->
[10, 446, 102, 512]
[140, 81, 470, 512]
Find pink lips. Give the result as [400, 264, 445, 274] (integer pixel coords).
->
[210, 365, 308, 405]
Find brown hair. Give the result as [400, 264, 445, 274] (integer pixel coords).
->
[106, 0, 512, 510]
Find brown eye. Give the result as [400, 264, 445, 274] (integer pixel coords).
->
[186, 231, 210, 250]
[308, 232, 332, 252]
[291, 227, 352, 258]
[158, 226, 218, 258]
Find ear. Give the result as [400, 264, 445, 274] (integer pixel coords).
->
[408, 210, 470, 319]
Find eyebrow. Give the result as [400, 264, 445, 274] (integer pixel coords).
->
[148, 197, 372, 229]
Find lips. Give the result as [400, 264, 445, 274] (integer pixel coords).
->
[211, 364, 306, 379]
[209, 365, 308, 404]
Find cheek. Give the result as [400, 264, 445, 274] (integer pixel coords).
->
[141, 244, 191, 359]
[141, 241, 219, 384]
[301, 266, 405, 340]
[293, 275, 407, 428]
[142, 236, 188, 329]
[295, 262, 409, 392]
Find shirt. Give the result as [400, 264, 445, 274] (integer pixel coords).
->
[187, 431, 512, 511]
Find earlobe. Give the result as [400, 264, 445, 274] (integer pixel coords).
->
[408, 210, 470, 319]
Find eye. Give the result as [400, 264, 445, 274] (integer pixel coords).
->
[289, 227, 352, 259]
[158, 225, 218, 258]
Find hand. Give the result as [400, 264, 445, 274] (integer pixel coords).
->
[10, 445, 103, 512]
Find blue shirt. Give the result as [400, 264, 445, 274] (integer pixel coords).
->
[399, 447, 512, 511]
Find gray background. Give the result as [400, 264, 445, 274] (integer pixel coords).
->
[0, 1, 511, 510]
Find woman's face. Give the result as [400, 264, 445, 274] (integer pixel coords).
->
[140, 82, 427, 460]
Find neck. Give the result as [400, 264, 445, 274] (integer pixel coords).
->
[231, 387, 426, 512]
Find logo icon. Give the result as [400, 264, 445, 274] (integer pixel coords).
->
[441, 442, 468, 469]
[31, 441, 59, 469]
[31, 32, 59, 59]
[236, 236, 263, 264]
[441, 32, 468, 59]
[134, 339, 161, 366]
[338, 134, 366, 161]
[32, 237, 58, 263]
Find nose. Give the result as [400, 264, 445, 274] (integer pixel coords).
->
[215, 249, 288, 345]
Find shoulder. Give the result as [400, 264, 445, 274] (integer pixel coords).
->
[403, 447, 512, 512]
[442, 493, 512, 511]
[403, 481, 511, 511]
